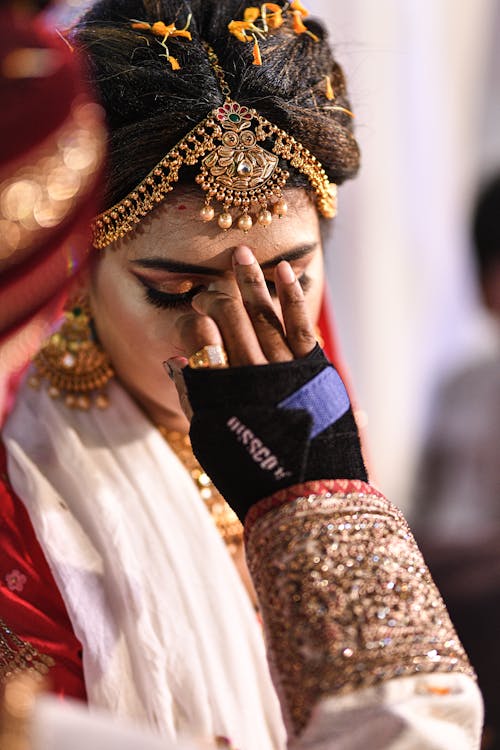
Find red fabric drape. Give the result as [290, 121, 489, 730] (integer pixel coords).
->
[0, 443, 86, 699]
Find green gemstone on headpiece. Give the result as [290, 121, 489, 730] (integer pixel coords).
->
[73, 307, 82, 317]
[228, 114, 240, 123]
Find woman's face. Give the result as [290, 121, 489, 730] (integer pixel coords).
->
[89, 188, 325, 428]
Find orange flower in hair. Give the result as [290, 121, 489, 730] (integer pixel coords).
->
[290, 0, 309, 16]
[244, 7, 261, 23]
[262, 3, 284, 29]
[253, 38, 262, 65]
[130, 14, 192, 70]
[228, 1, 318, 65]
[228, 9, 265, 64]
[167, 56, 181, 70]
[291, 10, 318, 40]
[151, 21, 192, 41]
[227, 20, 254, 42]
[325, 75, 335, 101]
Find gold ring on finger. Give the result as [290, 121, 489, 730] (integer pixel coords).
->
[188, 344, 229, 370]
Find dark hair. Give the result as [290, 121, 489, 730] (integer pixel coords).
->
[72, 0, 360, 211]
[473, 175, 500, 279]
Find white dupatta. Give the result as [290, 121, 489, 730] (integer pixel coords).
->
[4, 378, 286, 750]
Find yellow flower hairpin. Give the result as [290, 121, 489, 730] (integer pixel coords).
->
[131, 14, 192, 70]
[228, 1, 318, 66]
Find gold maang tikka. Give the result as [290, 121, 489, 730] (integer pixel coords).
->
[92, 43, 339, 249]
[29, 298, 114, 410]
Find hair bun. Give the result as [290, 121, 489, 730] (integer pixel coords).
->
[74, 0, 360, 207]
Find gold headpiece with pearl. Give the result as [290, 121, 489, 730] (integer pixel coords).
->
[91, 43, 338, 249]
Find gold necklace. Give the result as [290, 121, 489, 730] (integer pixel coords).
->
[157, 427, 244, 552]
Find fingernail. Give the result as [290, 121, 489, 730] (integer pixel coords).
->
[277, 261, 296, 284]
[233, 245, 255, 266]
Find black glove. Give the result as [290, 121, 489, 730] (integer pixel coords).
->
[182, 345, 367, 522]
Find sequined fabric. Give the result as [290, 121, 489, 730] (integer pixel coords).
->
[0, 616, 54, 683]
[246, 485, 475, 737]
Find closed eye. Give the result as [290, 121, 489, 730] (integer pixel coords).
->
[140, 273, 312, 310]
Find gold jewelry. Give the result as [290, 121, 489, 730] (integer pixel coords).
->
[29, 298, 114, 410]
[157, 427, 243, 551]
[188, 344, 229, 370]
[0, 616, 54, 684]
[91, 44, 338, 250]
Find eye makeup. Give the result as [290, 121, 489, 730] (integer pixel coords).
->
[137, 273, 312, 310]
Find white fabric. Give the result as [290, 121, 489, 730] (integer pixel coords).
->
[32, 696, 192, 750]
[4, 378, 286, 750]
[31, 672, 483, 750]
[30, 675, 483, 750]
[292, 674, 483, 750]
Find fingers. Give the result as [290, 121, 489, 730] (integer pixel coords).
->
[191, 274, 267, 366]
[231, 246, 292, 363]
[164, 356, 193, 421]
[167, 248, 316, 385]
[275, 261, 317, 358]
[176, 310, 223, 360]
[169, 312, 222, 418]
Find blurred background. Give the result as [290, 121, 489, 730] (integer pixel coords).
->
[309, 0, 500, 511]
[309, 6, 500, 745]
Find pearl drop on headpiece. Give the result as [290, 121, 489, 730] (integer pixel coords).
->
[238, 214, 253, 233]
[258, 209, 272, 227]
[218, 212, 233, 230]
[200, 205, 215, 222]
[274, 199, 288, 218]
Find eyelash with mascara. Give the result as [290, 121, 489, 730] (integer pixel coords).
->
[141, 274, 312, 310]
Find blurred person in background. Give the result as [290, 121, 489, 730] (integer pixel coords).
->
[413, 175, 500, 750]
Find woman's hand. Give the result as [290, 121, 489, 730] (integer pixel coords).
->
[167, 245, 317, 416]
[165, 247, 366, 521]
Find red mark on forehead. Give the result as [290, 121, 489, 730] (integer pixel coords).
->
[177, 204, 187, 211]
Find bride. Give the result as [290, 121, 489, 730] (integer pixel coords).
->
[0, 0, 483, 747]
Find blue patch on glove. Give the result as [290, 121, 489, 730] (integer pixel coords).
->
[278, 366, 350, 439]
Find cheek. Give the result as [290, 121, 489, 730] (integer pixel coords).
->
[304, 279, 323, 324]
[304, 253, 325, 324]
[89, 258, 182, 370]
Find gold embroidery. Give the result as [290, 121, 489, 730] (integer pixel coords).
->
[246, 491, 474, 737]
[0, 617, 54, 684]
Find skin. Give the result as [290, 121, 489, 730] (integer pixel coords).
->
[88, 187, 324, 431]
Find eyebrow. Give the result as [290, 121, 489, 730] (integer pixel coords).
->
[130, 243, 318, 276]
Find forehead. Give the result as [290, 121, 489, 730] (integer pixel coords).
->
[122, 188, 321, 268]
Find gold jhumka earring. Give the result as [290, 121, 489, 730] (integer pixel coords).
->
[29, 298, 114, 410]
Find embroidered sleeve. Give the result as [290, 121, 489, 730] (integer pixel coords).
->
[245, 480, 476, 738]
